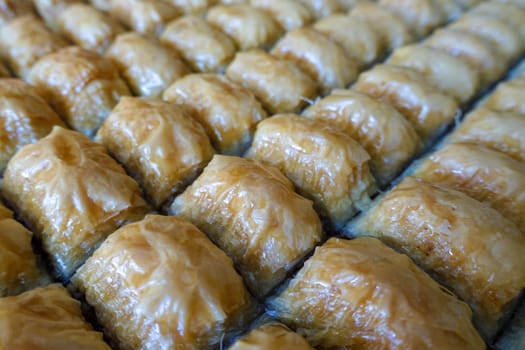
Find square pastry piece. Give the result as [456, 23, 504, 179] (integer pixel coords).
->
[269, 237, 484, 349]
[171, 155, 323, 298]
[0, 284, 111, 350]
[97, 97, 214, 209]
[229, 322, 314, 350]
[2, 126, 150, 278]
[73, 215, 257, 350]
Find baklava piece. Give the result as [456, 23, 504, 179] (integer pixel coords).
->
[469, 2, 525, 40]
[269, 237, 485, 349]
[250, 0, 314, 31]
[73, 215, 256, 349]
[0, 284, 111, 350]
[0, 199, 47, 297]
[347, 177, 525, 340]
[206, 4, 283, 51]
[229, 322, 315, 350]
[302, 89, 422, 186]
[272, 28, 358, 95]
[349, 3, 415, 52]
[424, 29, 506, 86]
[2, 126, 150, 278]
[57, 4, 124, 54]
[414, 142, 525, 233]
[163, 73, 266, 155]
[226, 50, 317, 114]
[387, 45, 480, 104]
[246, 114, 375, 229]
[449, 108, 525, 164]
[33, 0, 81, 31]
[97, 97, 214, 208]
[160, 16, 236, 73]
[106, 33, 189, 98]
[110, 0, 180, 37]
[448, 15, 523, 64]
[313, 14, 382, 68]
[171, 155, 323, 298]
[378, 0, 447, 38]
[483, 78, 525, 116]
[297, 0, 341, 19]
[0, 0, 34, 26]
[169, 0, 216, 14]
[0, 78, 65, 173]
[0, 15, 67, 80]
[29, 47, 131, 137]
[353, 64, 459, 142]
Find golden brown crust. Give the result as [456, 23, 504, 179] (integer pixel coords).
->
[483, 78, 525, 116]
[270, 237, 485, 349]
[250, 0, 314, 31]
[73, 215, 255, 350]
[206, 4, 283, 51]
[170, 155, 323, 298]
[106, 32, 189, 98]
[414, 142, 525, 233]
[230, 323, 315, 350]
[97, 97, 214, 208]
[348, 177, 525, 340]
[353, 64, 459, 141]
[0, 284, 111, 350]
[246, 114, 375, 228]
[33, 0, 81, 31]
[29, 47, 131, 137]
[0, 0, 34, 26]
[0, 15, 67, 80]
[163, 73, 266, 155]
[271, 28, 358, 95]
[0, 78, 65, 173]
[57, 4, 124, 54]
[387, 45, 481, 104]
[303, 89, 422, 186]
[2, 126, 150, 278]
[225, 50, 317, 114]
[160, 15, 236, 73]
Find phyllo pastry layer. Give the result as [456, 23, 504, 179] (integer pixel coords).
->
[229, 322, 314, 350]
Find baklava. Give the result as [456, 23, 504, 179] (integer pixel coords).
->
[2, 126, 150, 278]
[297, 0, 341, 19]
[33, 0, 81, 31]
[73, 215, 256, 350]
[246, 114, 376, 229]
[469, 2, 525, 39]
[0, 0, 34, 26]
[29, 47, 131, 137]
[302, 89, 423, 186]
[106, 32, 189, 98]
[269, 237, 485, 349]
[250, 0, 314, 31]
[347, 177, 525, 340]
[225, 50, 317, 114]
[163, 73, 267, 155]
[0, 284, 111, 350]
[169, 0, 216, 14]
[0, 78, 65, 173]
[97, 97, 214, 208]
[353, 64, 459, 142]
[89, 0, 110, 11]
[170, 155, 323, 298]
[482, 78, 525, 116]
[229, 322, 315, 350]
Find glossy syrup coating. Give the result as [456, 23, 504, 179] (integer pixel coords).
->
[414, 142, 525, 233]
[449, 108, 525, 164]
[171, 155, 323, 298]
[469, 2, 525, 40]
[387, 45, 480, 104]
[2, 127, 150, 278]
[353, 64, 459, 142]
[160, 16, 236, 73]
[226, 50, 317, 114]
[0, 15, 67, 80]
[206, 4, 283, 51]
[33, 0, 82, 31]
[73, 215, 256, 350]
[0, 78, 65, 173]
[483, 78, 525, 116]
[229, 322, 315, 350]
[57, 4, 125, 54]
[106, 32, 189, 98]
[250, 0, 314, 31]
[0, 284, 111, 350]
[347, 177, 525, 340]
[246, 114, 376, 229]
[270, 237, 485, 350]
[97, 97, 214, 208]
[303, 89, 422, 186]
[163, 73, 266, 155]
[29, 47, 131, 137]
[272, 27, 358, 95]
